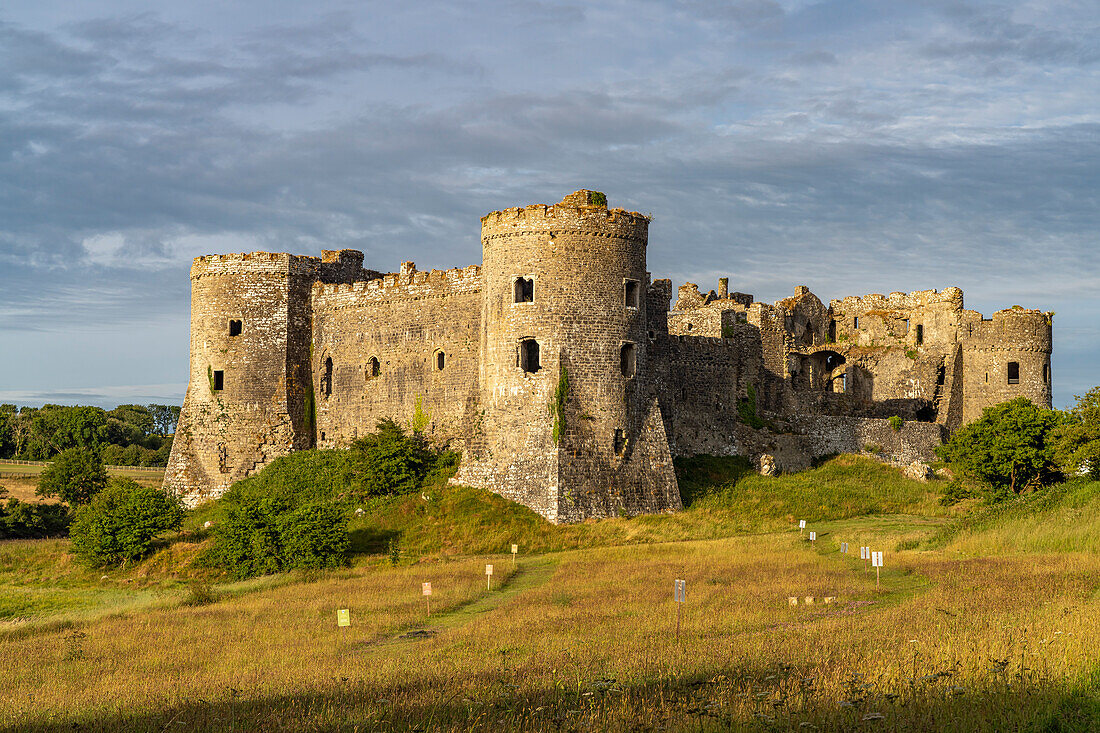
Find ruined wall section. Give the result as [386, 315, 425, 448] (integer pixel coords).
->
[165, 253, 321, 505]
[828, 287, 965, 422]
[959, 307, 1053, 422]
[311, 263, 483, 450]
[652, 329, 764, 457]
[457, 191, 679, 523]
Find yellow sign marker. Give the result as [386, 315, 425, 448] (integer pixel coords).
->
[337, 609, 351, 627]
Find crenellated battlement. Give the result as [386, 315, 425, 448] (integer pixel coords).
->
[831, 286, 964, 313]
[311, 262, 482, 307]
[480, 191, 649, 243]
[191, 251, 322, 279]
[963, 307, 1053, 350]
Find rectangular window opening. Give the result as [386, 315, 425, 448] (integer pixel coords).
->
[853, 316, 859, 329]
[212, 370, 224, 391]
[228, 319, 242, 337]
[1008, 361, 1020, 385]
[514, 277, 534, 303]
[624, 280, 640, 309]
[614, 429, 626, 456]
[519, 339, 540, 373]
[620, 342, 637, 378]
[916, 324, 923, 345]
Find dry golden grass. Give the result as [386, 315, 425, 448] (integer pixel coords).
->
[2, 531, 1097, 731]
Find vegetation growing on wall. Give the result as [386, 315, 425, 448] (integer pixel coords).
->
[737, 384, 765, 429]
[587, 191, 607, 207]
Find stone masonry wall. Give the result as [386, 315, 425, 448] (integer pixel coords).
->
[312, 263, 483, 450]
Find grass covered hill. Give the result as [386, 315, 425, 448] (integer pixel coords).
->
[2, 450, 1098, 731]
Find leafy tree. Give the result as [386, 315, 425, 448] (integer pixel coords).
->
[148, 404, 182, 436]
[69, 478, 183, 566]
[937, 397, 1062, 499]
[36, 448, 109, 505]
[1051, 387, 1100, 480]
[0, 404, 17, 458]
[108, 405, 155, 437]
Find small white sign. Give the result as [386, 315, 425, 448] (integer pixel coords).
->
[841, 542, 848, 553]
[511, 544, 518, 554]
[485, 564, 494, 576]
[799, 520, 806, 529]
[674, 579, 686, 603]
[422, 582, 432, 596]
[860, 546, 869, 560]
[337, 609, 350, 627]
[872, 552, 883, 568]
[809, 531, 817, 541]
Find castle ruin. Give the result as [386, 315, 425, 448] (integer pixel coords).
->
[165, 191, 1053, 523]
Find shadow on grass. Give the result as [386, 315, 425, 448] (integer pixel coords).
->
[674, 455, 755, 508]
[6, 662, 1097, 732]
[348, 526, 401, 555]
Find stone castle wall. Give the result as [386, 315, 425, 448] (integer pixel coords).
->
[165, 191, 1054, 522]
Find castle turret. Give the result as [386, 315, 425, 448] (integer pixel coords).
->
[455, 190, 680, 522]
[164, 252, 319, 505]
[960, 307, 1053, 423]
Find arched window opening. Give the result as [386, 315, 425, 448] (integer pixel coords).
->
[801, 326, 813, 346]
[624, 280, 640, 308]
[435, 351, 446, 371]
[828, 319, 837, 342]
[1007, 362, 1020, 385]
[228, 319, 242, 337]
[686, 322, 693, 331]
[322, 357, 333, 396]
[620, 343, 637, 378]
[513, 277, 534, 303]
[519, 339, 540, 373]
[367, 357, 380, 378]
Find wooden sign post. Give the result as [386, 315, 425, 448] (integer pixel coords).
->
[422, 582, 432, 618]
[674, 579, 686, 640]
[511, 544, 518, 567]
[799, 519, 806, 535]
[872, 551, 883, 587]
[486, 564, 494, 591]
[337, 608, 350, 646]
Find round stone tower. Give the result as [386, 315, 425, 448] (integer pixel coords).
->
[961, 307, 1053, 423]
[164, 252, 318, 505]
[458, 190, 679, 523]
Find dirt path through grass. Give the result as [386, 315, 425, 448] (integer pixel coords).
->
[370, 554, 560, 647]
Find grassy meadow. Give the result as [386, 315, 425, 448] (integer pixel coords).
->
[1, 455, 1098, 731]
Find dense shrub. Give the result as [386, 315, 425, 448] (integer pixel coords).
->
[937, 397, 1062, 500]
[209, 419, 445, 578]
[69, 478, 184, 566]
[351, 418, 434, 496]
[36, 448, 109, 505]
[1051, 387, 1100, 480]
[0, 487, 70, 539]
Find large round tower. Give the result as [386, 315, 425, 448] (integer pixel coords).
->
[961, 307, 1053, 423]
[456, 190, 679, 523]
[164, 252, 317, 505]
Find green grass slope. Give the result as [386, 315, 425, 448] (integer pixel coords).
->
[925, 478, 1100, 555]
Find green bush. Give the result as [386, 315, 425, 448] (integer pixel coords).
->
[209, 419, 449, 578]
[936, 397, 1061, 499]
[352, 418, 434, 496]
[0, 487, 70, 539]
[69, 478, 183, 567]
[1051, 386, 1100, 479]
[36, 448, 108, 505]
[888, 415, 903, 432]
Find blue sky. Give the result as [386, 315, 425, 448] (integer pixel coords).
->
[1, 0, 1097, 409]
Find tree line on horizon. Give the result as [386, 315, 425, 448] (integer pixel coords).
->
[0, 403, 180, 467]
